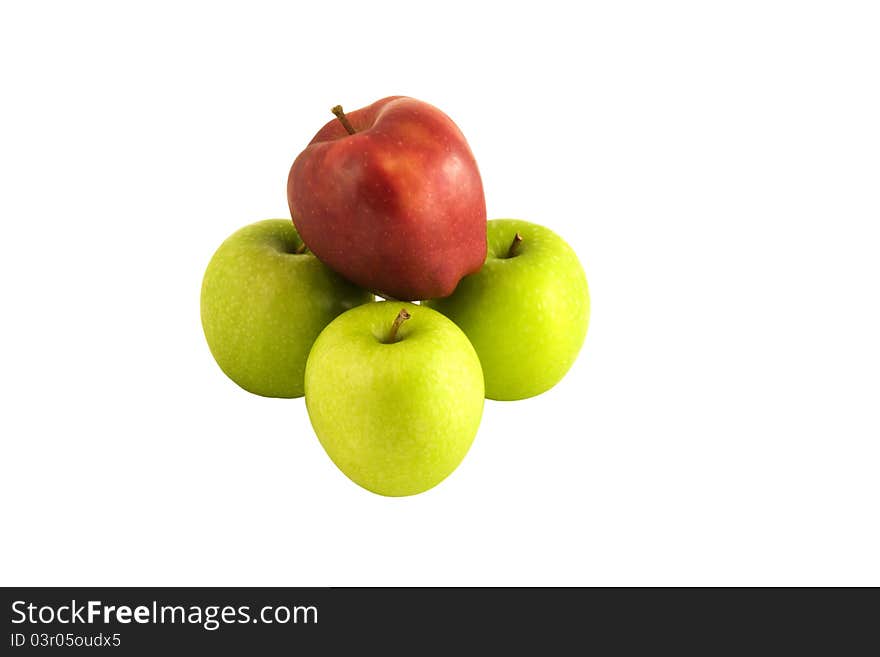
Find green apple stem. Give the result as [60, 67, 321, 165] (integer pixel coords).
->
[386, 308, 411, 343]
[331, 105, 357, 135]
[507, 232, 523, 258]
[294, 240, 308, 254]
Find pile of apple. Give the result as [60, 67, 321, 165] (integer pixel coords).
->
[201, 96, 590, 496]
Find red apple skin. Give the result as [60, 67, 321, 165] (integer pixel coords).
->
[287, 96, 487, 300]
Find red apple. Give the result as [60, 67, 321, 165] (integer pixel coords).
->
[287, 96, 487, 300]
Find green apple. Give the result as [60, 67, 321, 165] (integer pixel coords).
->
[201, 219, 372, 398]
[425, 219, 589, 401]
[304, 302, 484, 496]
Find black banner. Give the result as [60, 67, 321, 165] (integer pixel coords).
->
[1, 587, 874, 653]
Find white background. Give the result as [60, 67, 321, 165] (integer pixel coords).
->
[1, 1, 878, 586]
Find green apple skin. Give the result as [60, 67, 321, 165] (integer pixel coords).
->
[425, 219, 589, 401]
[304, 302, 484, 496]
[201, 219, 373, 398]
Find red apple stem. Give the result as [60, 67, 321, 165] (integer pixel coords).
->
[331, 105, 357, 135]
[507, 232, 523, 258]
[386, 308, 411, 343]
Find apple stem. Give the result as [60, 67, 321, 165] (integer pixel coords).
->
[507, 232, 523, 258]
[295, 240, 308, 254]
[386, 308, 411, 343]
[331, 105, 357, 135]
